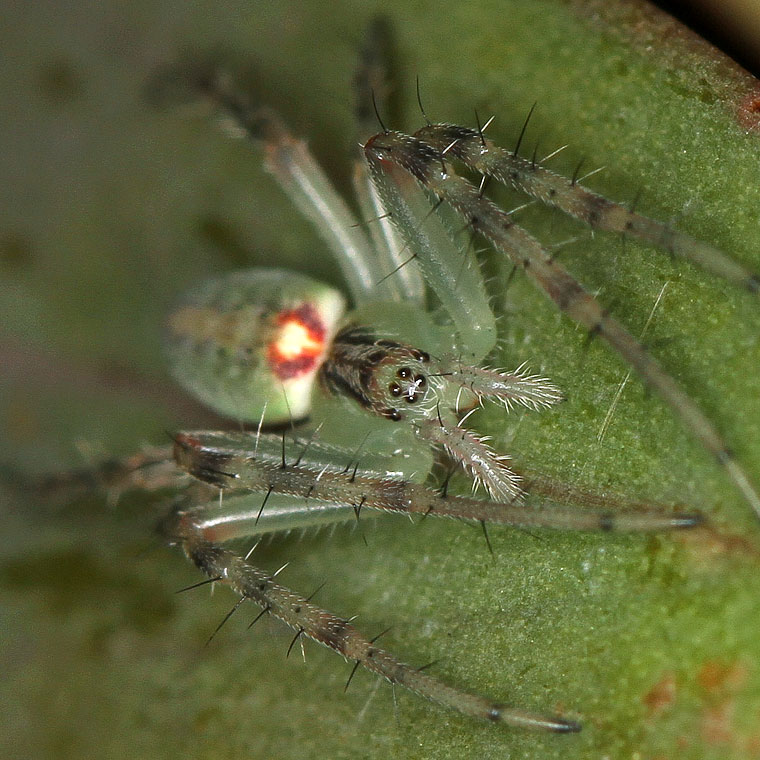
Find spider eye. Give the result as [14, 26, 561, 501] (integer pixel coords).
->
[383, 408, 402, 421]
[415, 374, 426, 387]
[389, 382, 402, 396]
[397, 367, 412, 379]
[411, 349, 430, 363]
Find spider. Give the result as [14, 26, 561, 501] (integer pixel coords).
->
[83, 17, 758, 735]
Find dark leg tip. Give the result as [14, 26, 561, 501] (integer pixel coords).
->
[672, 512, 705, 529]
[552, 718, 582, 733]
[599, 512, 615, 532]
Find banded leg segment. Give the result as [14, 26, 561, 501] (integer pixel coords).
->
[415, 123, 760, 294]
[161, 505, 580, 732]
[364, 130, 760, 522]
[32, 444, 190, 504]
[173, 431, 703, 533]
[351, 16, 426, 303]
[148, 64, 394, 304]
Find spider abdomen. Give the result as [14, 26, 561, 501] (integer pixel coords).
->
[164, 268, 345, 423]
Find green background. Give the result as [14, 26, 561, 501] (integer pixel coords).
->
[2, 1, 760, 758]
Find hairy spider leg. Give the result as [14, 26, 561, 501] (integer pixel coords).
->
[351, 16, 426, 304]
[161, 505, 580, 732]
[364, 130, 760, 521]
[172, 432, 703, 533]
[413, 123, 760, 294]
[158, 430, 701, 731]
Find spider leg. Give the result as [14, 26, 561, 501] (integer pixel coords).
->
[364, 130, 760, 522]
[415, 416, 524, 502]
[173, 430, 703, 533]
[351, 16, 426, 303]
[148, 63, 392, 304]
[28, 444, 190, 505]
[160, 502, 580, 732]
[367, 159, 497, 361]
[415, 124, 760, 293]
[430, 355, 564, 412]
[160, 428, 704, 730]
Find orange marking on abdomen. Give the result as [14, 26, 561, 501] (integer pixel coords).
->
[267, 304, 328, 380]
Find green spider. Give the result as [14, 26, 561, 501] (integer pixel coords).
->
[116, 21, 751, 731]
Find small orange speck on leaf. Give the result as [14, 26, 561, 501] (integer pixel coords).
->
[643, 671, 677, 716]
[737, 89, 760, 131]
[697, 660, 748, 694]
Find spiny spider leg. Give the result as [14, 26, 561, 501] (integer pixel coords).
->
[364, 131, 760, 521]
[351, 16, 426, 304]
[159, 429, 701, 731]
[413, 123, 760, 293]
[148, 63, 393, 305]
[161, 506, 580, 733]
[172, 431, 702, 533]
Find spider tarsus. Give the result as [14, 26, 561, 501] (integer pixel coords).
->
[672, 513, 705, 529]
[488, 705, 582, 733]
[550, 717, 583, 733]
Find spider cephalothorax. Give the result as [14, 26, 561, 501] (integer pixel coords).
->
[320, 327, 436, 421]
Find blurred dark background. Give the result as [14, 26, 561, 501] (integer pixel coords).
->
[658, 0, 760, 75]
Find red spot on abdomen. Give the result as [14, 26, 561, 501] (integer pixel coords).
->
[267, 303, 327, 380]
